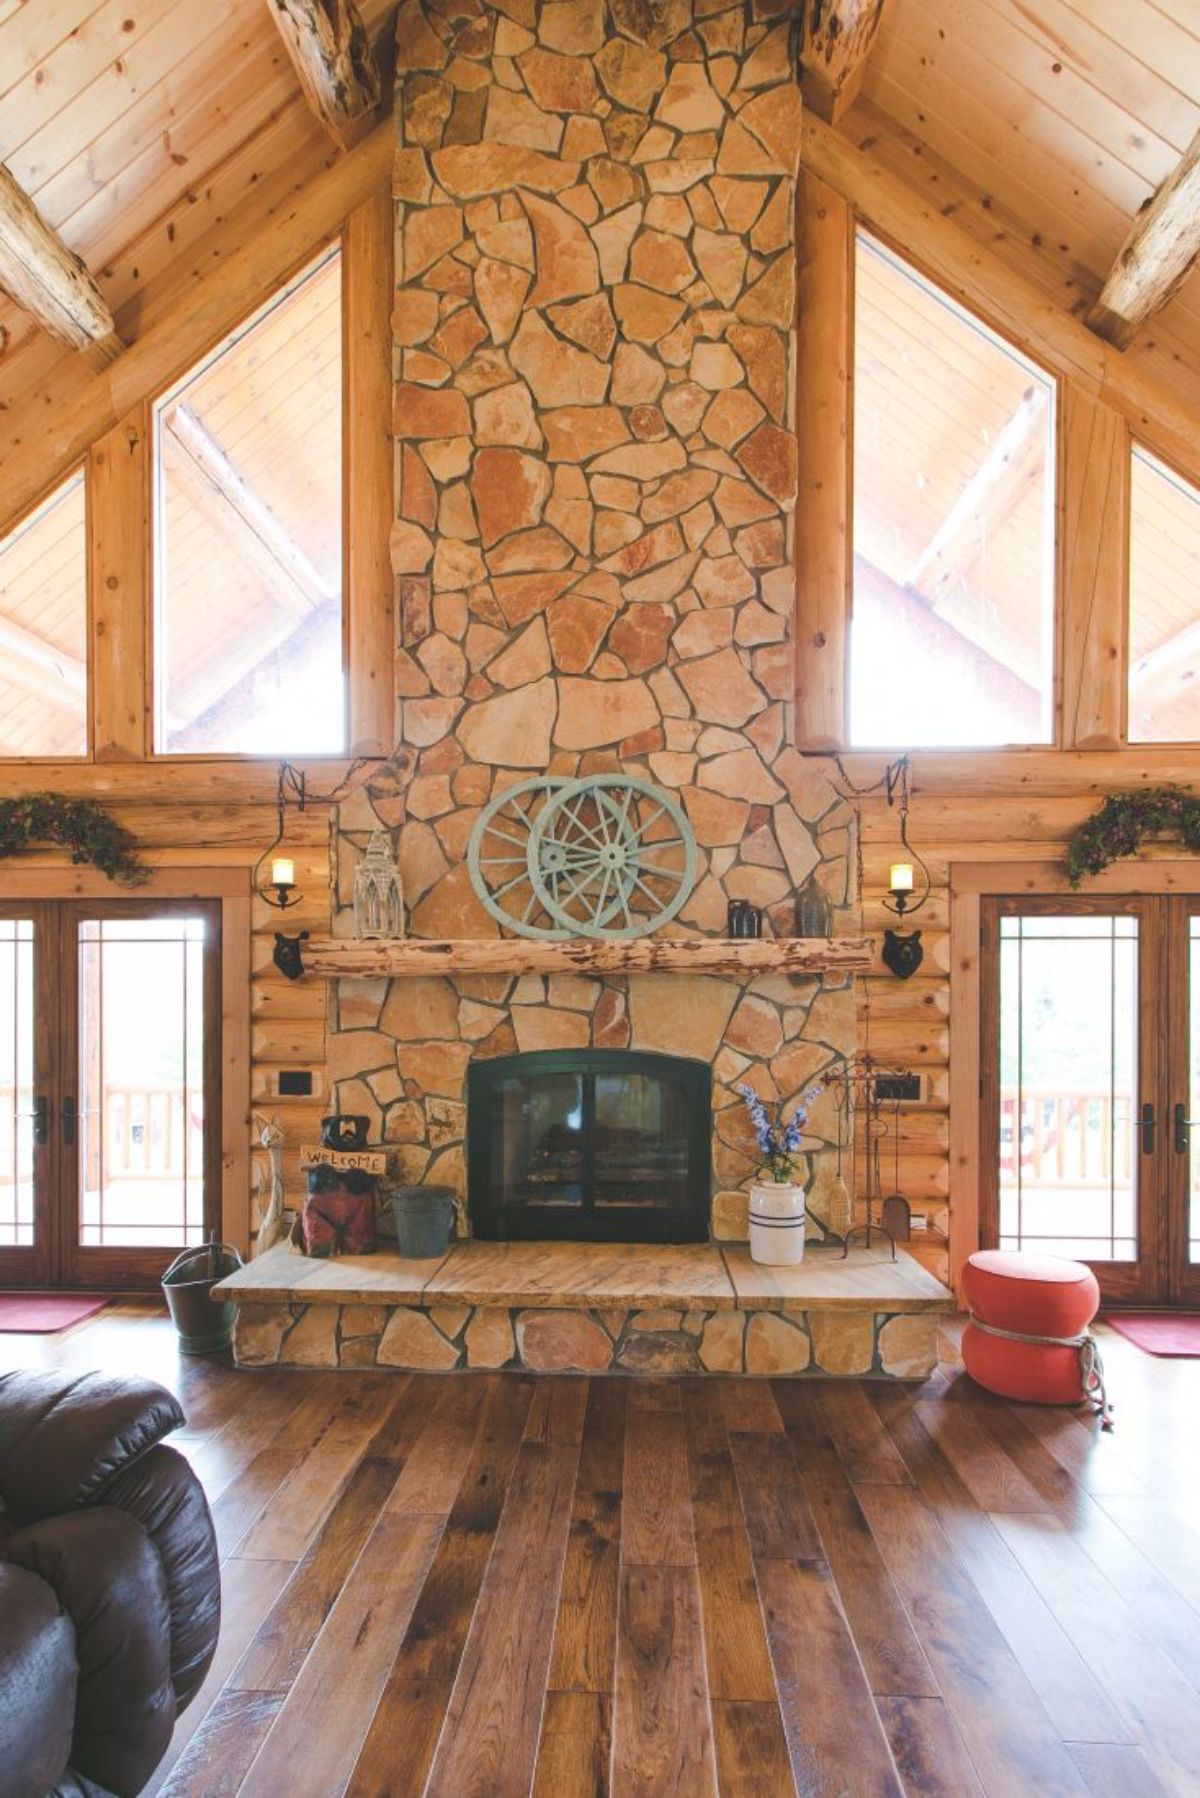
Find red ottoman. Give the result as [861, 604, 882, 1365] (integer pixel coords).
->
[962, 1250, 1108, 1419]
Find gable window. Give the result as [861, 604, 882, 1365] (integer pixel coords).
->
[0, 470, 87, 757]
[152, 248, 344, 755]
[1128, 446, 1200, 743]
[850, 234, 1056, 748]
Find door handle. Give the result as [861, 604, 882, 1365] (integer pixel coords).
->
[1174, 1103, 1198, 1155]
[62, 1096, 77, 1146]
[26, 1096, 48, 1146]
[1141, 1102, 1156, 1154]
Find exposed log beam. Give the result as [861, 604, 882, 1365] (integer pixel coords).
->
[906, 384, 1048, 605]
[0, 163, 118, 353]
[800, 0, 887, 124]
[266, 0, 381, 150]
[1086, 129, 1200, 351]
[163, 404, 335, 619]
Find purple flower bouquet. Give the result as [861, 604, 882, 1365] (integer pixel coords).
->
[737, 1083, 821, 1186]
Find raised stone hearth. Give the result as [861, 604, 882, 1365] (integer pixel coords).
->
[216, 1241, 953, 1379]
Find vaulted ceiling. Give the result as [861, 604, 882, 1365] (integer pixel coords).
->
[843, 0, 1200, 419]
[1, 0, 1199, 477]
[0, 0, 392, 433]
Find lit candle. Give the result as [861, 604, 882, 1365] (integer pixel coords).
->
[889, 862, 914, 894]
[271, 857, 295, 889]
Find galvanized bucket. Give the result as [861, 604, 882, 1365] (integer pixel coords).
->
[162, 1240, 243, 1354]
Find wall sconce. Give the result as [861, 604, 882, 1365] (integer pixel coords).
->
[881, 757, 929, 979]
[254, 762, 308, 911]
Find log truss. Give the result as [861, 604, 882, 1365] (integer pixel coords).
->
[266, 0, 382, 149]
[1086, 129, 1200, 351]
[0, 163, 118, 357]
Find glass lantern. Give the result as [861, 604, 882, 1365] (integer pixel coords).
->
[794, 876, 832, 938]
[354, 830, 404, 939]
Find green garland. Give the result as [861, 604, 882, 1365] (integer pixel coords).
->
[0, 794, 148, 885]
[1065, 787, 1200, 887]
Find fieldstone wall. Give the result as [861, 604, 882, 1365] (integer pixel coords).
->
[233, 1297, 940, 1380]
[328, 0, 860, 1243]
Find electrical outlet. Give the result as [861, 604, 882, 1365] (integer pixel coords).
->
[874, 1073, 922, 1102]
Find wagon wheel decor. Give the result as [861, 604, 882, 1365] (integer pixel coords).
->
[467, 776, 572, 938]
[529, 775, 697, 940]
[468, 773, 699, 941]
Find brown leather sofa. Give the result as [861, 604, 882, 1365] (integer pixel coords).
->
[0, 1370, 221, 1798]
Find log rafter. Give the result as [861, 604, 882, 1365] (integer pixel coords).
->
[0, 163, 119, 356]
[266, 0, 382, 150]
[1086, 129, 1200, 351]
[800, 0, 887, 124]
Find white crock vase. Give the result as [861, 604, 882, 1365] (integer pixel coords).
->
[748, 1179, 807, 1266]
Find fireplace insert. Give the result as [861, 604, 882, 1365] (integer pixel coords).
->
[467, 1050, 711, 1244]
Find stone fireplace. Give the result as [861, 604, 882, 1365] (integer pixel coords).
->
[467, 1048, 711, 1241]
[326, 0, 861, 1249]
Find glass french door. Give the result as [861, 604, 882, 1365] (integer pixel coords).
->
[0, 900, 220, 1290]
[982, 895, 1200, 1306]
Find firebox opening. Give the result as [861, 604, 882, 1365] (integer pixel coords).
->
[467, 1050, 711, 1244]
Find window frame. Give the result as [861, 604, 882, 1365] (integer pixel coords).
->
[847, 226, 1061, 754]
[0, 463, 91, 763]
[1125, 436, 1200, 748]
[0, 188, 394, 772]
[149, 242, 347, 761]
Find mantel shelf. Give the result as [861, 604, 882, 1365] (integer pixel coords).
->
[278, 935, 874, 980]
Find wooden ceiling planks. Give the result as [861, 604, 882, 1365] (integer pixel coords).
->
[847, 0, 1200, 409]
[0, 0, 390, 453]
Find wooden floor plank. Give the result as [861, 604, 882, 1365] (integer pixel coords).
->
[424, 1435, 581, 1796]
[612, 1563, 717, 1797]
[344, 1376, 536, 1797]
[682, 1382, 779, 1704]
[207, 1446, 301, 1561]
[149, 1557, 294, 1797]
[728, 1428, 823, 1562]
[532, 1689, 613, 1798]
[711, 1698, 797, 1797]
[869, 1385, 1127, 1746]
[816, 1380, 914, 1485]
[24, 1306, 1200, 1798]
[1067, 1742, 1169, 1796]
[854, 1484, 1091, 1796]
[229, 1453, 407, 1695]
[876, 1695, 986, 1797]
[992, 1510, 1200, 1795]
[237, 1378, 402, 1562]
[754, 1555, 903, 1795]
[236, 1511, 445, 1797]
[775, 1382, 938, 1699]
[623, 1401, 695, 1567]
[913, 1396, 1048, 1514]
[156, 1691, 284, 1798]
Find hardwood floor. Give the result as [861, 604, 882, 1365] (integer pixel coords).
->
[6, 1304, 1200, 1795]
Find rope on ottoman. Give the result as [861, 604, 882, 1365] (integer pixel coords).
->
[968, 1314, 1113, 1430]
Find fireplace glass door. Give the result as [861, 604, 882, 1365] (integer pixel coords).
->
[468, 1050, 710, 1243]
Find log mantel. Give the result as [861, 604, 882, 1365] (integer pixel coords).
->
[275, 934, 875, 980]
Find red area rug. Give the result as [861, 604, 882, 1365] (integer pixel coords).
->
[1105, 1312, 1200, 1356]
[0, 1294, 109, 1334]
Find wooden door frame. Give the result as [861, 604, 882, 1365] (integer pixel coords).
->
[59, 895, 223, 1290]
[0, 867, 251, 1269]
[949, 859, 1200, 1298]
[978, 891, 1162, 1304]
